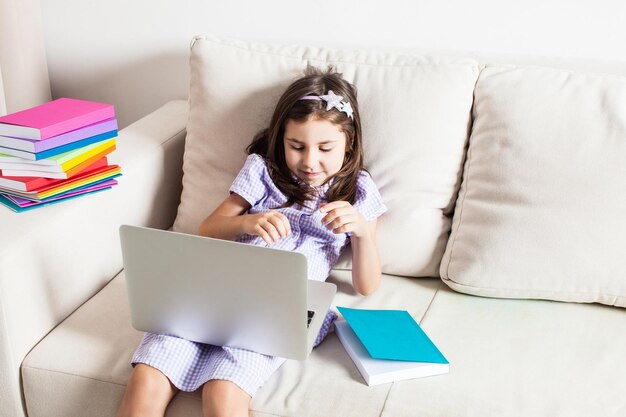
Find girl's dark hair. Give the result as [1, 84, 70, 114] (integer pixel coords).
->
[247, 66, 363, 207]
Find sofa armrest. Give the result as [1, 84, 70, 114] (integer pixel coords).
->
[0, 99, 188, 417]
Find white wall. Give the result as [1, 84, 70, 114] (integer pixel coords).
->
[41, 0, 626, 128]
[0, 0, 51, 114]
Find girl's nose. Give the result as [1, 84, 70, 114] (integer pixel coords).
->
[302, 149, 317, 168]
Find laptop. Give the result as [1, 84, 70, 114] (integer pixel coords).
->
[119, 225, 337, 360]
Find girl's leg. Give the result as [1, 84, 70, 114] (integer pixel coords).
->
[202, 379, 252, 417]
[116, 363, 179, 417]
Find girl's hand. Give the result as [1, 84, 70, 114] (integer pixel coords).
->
[320, 201, 370, 238]
[244, 210, 291, 245]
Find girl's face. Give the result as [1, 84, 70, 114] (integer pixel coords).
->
[283, 117, 347, 187]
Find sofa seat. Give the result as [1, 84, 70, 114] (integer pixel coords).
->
[22, 267, 626, 417]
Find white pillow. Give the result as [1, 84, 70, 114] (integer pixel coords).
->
[441, 65, 626, 307]
[173, 35, 479, 277]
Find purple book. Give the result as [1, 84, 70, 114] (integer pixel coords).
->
[0, 118, 118, 153]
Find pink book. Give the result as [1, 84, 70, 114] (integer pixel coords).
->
[0, 98, 115, 140]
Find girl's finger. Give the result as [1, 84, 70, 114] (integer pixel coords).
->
[282, 213, 292, 235]
[327, 214, 357, 230]
[256, 216, 280, 242]
[270, 218, 288, 238]
[262, 211, 290, 237]
[263, 222, 281, 242]
[322, 206, 354, 225]
[320, 200, 349, 213]
[255, 225, 274, 244]
[332, 220, 356, 234]
[275, 212, 292, 236]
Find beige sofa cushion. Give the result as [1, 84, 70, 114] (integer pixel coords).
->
[382, 285, 626, 416]
[173, 34, 479, 277]
[441, 65, 626, 307]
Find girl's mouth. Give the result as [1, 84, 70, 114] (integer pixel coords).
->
[300, 171, 320, 178]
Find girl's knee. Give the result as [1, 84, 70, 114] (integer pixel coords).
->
[202, 380, 251, 417]
[117, 365, 178, 417]
[124, 364, 178, 412]
[131, 364, 178, 399]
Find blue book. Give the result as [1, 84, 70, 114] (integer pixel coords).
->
[335, 307, 449, 386]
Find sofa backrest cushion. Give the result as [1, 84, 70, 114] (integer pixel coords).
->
[441, 65, 626, 307]
[173, 35, 479, 277]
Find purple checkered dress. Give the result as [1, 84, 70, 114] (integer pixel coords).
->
[132, 154, 386, 396]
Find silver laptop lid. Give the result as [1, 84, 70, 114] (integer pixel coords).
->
[120, 225, 311, 359]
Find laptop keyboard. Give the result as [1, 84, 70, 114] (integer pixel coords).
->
[307, 310, 315, 328]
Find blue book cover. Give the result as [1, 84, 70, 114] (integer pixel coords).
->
[337, 306, 448, 364]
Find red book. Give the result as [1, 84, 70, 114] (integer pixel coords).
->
[0, 158, 109, 192]
[0, 98, 115, 140]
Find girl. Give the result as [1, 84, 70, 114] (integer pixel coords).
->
[116, 67, 386, 417]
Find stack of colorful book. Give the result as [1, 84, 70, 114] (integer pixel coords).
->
[0, 98, 121, 212]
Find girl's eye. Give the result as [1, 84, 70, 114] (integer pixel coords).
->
[320, 148, 333, 153]
[291, 146, 305, 151]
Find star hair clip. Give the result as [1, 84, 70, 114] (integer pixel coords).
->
[300, 90, 354, 119]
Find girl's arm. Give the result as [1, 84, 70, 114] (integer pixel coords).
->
[198, 193, 291, 244]
[320, 202, 382, 296]
[349, 219, 381, 296]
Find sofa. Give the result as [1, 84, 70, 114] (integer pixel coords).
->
[3, 34, 626, 417]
